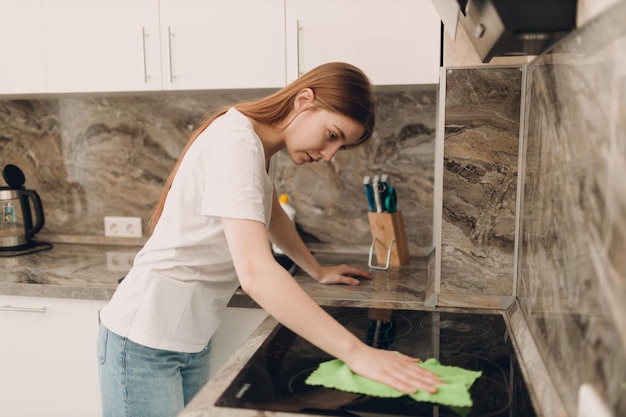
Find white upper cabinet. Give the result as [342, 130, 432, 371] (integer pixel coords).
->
[41, 0, 285, 93]
[0, 0, 441, 95]
[42, 0, 162, 93]
[0, 0, 47, 94]
[159, 0, 286, 90]
[286, 0, 442, 85]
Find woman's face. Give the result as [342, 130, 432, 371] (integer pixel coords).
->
[285, 106, 365, 165]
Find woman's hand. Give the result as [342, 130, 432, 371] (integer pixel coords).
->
[314, 264, 372, 286]
[345, 345, 442, 394]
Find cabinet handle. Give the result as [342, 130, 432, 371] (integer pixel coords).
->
[0, 305, 47, 313]
[167, 26, 174, 83]
[141, 27, 149, 83]
[296, 19, 301, 77]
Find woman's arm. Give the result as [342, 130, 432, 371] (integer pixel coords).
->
[222, 217, 440, 394]
[266, 190, 371, 285]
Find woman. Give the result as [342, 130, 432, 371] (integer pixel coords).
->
[97, 62, 440, 417]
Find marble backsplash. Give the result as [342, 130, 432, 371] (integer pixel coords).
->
[0, 87, 437, 251]
[437, 67, 522, 308]
[519, 2, 626, 415]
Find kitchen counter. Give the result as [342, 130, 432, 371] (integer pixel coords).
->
[229, 250, 436, 310]
[179, 252, 563, 417]
[0, 242, 135, 300]
[0, 242, 562, 417]
[0, 242, 435, 309]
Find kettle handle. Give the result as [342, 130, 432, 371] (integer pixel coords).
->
[22, 189, 45, 238]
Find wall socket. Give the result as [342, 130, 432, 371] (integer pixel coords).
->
[104, 216, 142, 238]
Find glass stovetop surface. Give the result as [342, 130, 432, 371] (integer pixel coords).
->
[215, 306, 538, 417]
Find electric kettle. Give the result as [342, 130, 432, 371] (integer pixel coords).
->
[0, 164, 45, 250]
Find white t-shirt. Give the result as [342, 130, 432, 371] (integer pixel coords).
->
[100, 108, 274, 353]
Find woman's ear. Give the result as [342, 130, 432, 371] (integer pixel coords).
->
[294, 88, 315, 113]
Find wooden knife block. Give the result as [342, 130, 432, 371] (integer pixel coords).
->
[367, 211, 410, 267]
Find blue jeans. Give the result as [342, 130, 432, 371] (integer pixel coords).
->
[97, 324, 211, 417]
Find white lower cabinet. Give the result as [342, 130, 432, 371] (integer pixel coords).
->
[0, 295, 267, 415]
[0, 295, 107, 417]
[208, 306, 268, 379]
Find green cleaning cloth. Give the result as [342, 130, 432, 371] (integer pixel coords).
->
[305, 357, 482, 409]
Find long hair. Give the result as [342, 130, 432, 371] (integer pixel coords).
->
[148, 62, 375, 233]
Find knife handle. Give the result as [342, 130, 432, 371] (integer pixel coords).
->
[372, 175, 383, 213]
[364, 184, 376, 212]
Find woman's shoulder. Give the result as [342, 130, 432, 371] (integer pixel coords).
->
[212, 107, 251, 130]
[197, 108, 260, 150]
[201, 107, 250, 134]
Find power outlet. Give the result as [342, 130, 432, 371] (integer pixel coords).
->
[104, 216, 142, 238]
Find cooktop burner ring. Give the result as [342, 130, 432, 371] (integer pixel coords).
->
[419, 313, 492, 338]
[414, 351, 512, 417]
[286, 359, 511, 417]
[333, 308, 413, 348]
[287, 367, 369, 408]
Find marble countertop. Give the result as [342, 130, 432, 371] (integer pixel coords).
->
[0, 242, 136, 300]
[0, 242, 434, 309]
[229, 250, 435, 310]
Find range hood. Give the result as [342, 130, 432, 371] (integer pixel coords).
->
[432, 0, 578, 62]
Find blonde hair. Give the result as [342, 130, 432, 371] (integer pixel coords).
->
[148, 62, 375, 233]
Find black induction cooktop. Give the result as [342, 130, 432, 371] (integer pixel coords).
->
[215, 306, 538, 417]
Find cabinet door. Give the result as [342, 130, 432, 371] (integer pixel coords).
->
[42, 0, 161, 93]
[286, 0, 441, 85]
[159, 0, 285, 90]
[0, 0, 47, 94]
[93, 300, 108, 417]
[0, 296, 102, 417]
[208, 307, 268, 379]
